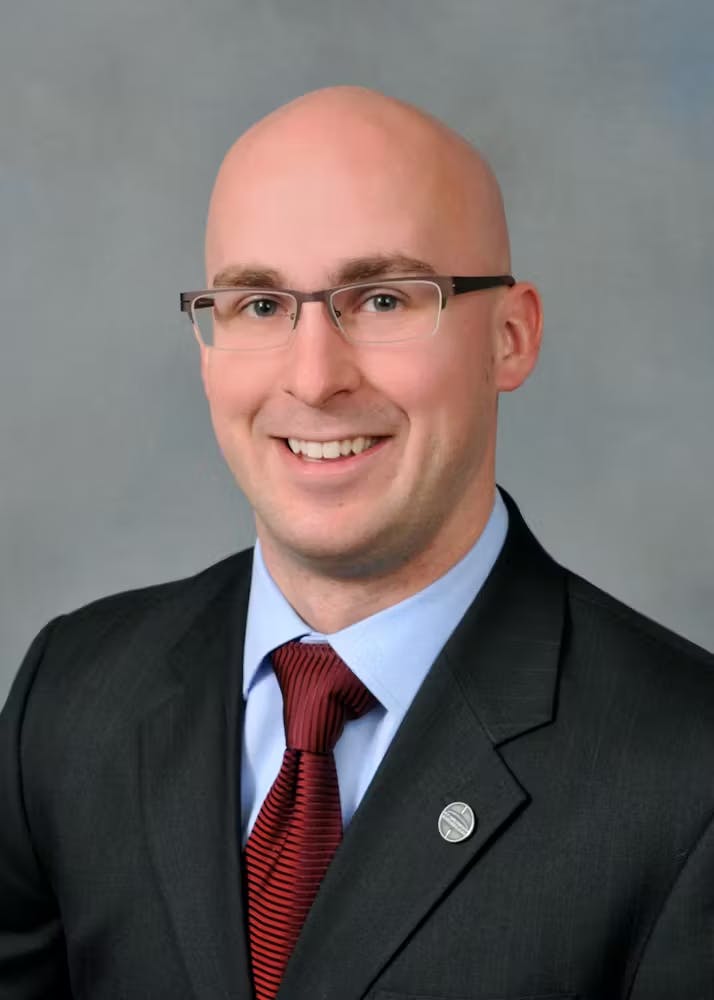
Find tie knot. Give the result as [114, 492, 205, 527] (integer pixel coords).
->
[271, 641, 376, 752]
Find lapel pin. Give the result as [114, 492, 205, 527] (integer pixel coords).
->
[438, 802, 476, 843]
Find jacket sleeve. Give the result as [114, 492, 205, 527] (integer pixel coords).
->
[628, 809, 714, 999]
[0, 623, 73, 999]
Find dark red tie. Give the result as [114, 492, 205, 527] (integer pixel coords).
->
[244, 641, 377, 1000]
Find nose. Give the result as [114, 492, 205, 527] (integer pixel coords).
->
[281, 300, 362, 407]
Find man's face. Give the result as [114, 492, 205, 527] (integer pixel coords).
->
[202, 114, 511, 581]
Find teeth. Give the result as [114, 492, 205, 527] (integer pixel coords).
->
[322, 441, 341, 459]
[286, 436, 380, 460]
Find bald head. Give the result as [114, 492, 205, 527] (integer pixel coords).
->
[205, 86, 510, 284]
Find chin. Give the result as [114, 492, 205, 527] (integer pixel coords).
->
[262, 518, 411, 581]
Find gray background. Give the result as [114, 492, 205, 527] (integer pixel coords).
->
[2, 0, 713, 704]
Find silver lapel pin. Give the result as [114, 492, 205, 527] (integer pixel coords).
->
[438, 801, 477, 843]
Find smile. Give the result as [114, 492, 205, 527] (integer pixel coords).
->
[285, 436, 382, 460]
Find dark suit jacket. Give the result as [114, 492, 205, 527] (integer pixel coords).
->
[1, 493, 713, 1000]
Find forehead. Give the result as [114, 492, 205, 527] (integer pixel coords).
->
[205, 124, 472, 284]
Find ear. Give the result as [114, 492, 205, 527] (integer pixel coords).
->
[494, 282, 543, 392]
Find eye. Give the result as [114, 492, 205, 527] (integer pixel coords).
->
[361, 291, 403, 313]
[242, 296, 282, 319]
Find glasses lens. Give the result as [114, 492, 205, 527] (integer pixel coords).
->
[331, 280, 441, 343]
[192, 289, 297, 350]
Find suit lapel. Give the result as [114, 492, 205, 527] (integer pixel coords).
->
[140, 556, 254, 999]
[279, 492, 566, 1000]
[278, 660, 530, 1000]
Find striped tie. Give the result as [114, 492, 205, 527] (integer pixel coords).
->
[244, 641, 377, 1000]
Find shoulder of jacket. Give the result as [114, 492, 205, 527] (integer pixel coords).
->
[49, 547, 254, 633]
[566, 571, 714, 668]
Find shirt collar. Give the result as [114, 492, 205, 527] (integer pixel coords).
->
[243, 489, 508, 713]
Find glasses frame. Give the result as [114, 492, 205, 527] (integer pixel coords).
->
[179, 274, 516, 349]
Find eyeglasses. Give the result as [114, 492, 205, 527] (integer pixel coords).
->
[179, 274, 515, 351]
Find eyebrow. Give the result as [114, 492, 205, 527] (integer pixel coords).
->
[330, 253, 437, 285]
[211, 265, 283, 288]
[210, 253, 437, 290]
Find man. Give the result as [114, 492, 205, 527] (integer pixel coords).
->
[1, 86, 712, 999]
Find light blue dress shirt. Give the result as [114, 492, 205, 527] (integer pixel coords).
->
[241, 489, 508, 844]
